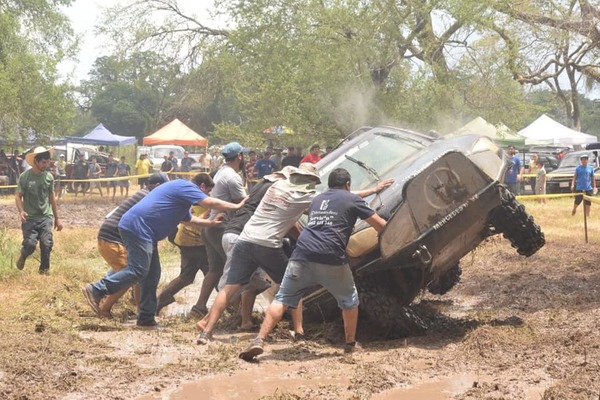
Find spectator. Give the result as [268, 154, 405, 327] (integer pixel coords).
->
[117, 156, 131, 197]
[15, 147, 63, 274]
[503, 145, 523, 195]
[161, 155, 174, 173]
[168, 151, 178, 172]
[135, 154, 152, 189]
[571, 154, 596, 217]
[55, 154, 67, 200]
[88, 156, 103, 197]
[281, 146, 303, 168]
[269, 148, 284, 171]
[180, 151, 194, 173]
[199, 149, 213, 173]
[73, 154, 90, 197]
[300, 144, 321, 164]
[254, 151, 276, 178]
[245, 151, 258, 190]
[105, 154, 119, 201]
[212, 149, 224, 173]
[535, 160, 547, 205]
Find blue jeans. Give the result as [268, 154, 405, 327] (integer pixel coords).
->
[91, 228, 161, 323]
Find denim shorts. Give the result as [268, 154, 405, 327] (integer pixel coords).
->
[274, 260, 359, 310]
[225, 239, 288, 286]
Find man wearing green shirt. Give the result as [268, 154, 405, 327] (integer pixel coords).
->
[15, 146, 63, 274]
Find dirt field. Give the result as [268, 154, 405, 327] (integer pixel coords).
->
[1, 195, 600, 399]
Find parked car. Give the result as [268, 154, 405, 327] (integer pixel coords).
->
[300, 126, 545, 337]
[546, 150, 600, 194]
[137, 145, 185, 172]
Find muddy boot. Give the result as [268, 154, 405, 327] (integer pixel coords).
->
[16, 254, 26, 270]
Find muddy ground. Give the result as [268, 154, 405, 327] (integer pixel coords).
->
[1, 197, 600, 399]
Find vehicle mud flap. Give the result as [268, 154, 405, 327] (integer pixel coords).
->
[489, 186, 545, 256]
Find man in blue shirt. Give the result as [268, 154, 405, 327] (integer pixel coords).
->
[253, 151, 277, 178]
[238, 168, 387, 360]
[82, 174, 248, 327]
[571, 154, 597, 217]
[504, 145, 523, 195]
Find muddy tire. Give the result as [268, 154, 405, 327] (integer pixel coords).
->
[490, 187, 545, 256]
[427, 263, 462, 295]
[357, 275, 427, 338]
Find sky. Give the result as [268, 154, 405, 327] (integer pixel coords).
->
[60, 0, 220, 83]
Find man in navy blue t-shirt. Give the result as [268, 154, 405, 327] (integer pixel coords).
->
[239, 168, 387, 360]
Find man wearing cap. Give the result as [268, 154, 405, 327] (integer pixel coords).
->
[82, 173, 248, 327]
[15, 147, 63, 274]
[239, 168, 387, 360]
[571, 154, 597, 217]
[503, 145, 523, 195]
[196, 163, 321, 343]
[95, 172, 169, 318]
[194, 142, 247, 316]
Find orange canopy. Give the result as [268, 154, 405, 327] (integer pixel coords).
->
[143, 119, 208, 146]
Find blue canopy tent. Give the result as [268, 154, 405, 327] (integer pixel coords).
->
[55, 124, 136, 146]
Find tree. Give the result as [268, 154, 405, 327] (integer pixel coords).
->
[0, 1, 77, 143]
[80, 52, 184, 141]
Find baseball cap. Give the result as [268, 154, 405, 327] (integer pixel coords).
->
[580, 154, 589, 159]
[221, 142, 243, 158]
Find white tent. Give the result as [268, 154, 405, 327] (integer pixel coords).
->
[518, 114, 597, 146]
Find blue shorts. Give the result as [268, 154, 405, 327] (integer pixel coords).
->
[225, 239, 288, 286]
[274, 260, 359, 310]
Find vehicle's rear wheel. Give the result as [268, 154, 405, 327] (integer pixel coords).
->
[490, 186, 545, 256]
[357, 274, 427, 338]
[427, 263, 462, 295]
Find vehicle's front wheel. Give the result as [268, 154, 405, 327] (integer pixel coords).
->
[489, 186, 545, 256]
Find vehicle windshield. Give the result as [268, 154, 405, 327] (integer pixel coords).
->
[317, 132, 426, 192]
[559, 153, 596, 169]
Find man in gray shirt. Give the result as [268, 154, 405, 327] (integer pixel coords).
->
[193, 142, 247, 316]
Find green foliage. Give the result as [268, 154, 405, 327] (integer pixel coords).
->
[80, 52, 184, 141]
[0, 0, 77, 141]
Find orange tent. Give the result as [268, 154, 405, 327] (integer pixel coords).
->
[143, 119, 208, 146]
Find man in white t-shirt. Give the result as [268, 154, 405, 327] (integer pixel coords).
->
[197, 163, 320, 344]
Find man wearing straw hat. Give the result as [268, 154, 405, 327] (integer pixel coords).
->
[15, 146, 63, 274]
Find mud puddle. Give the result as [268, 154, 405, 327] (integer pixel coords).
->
[139, 363, 349, 399]
[371, 374, 475, 400]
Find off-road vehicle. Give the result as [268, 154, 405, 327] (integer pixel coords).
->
[302, 126, 545, 336]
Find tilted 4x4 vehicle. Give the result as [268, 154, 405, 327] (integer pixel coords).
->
[302, 126, 545, 336]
